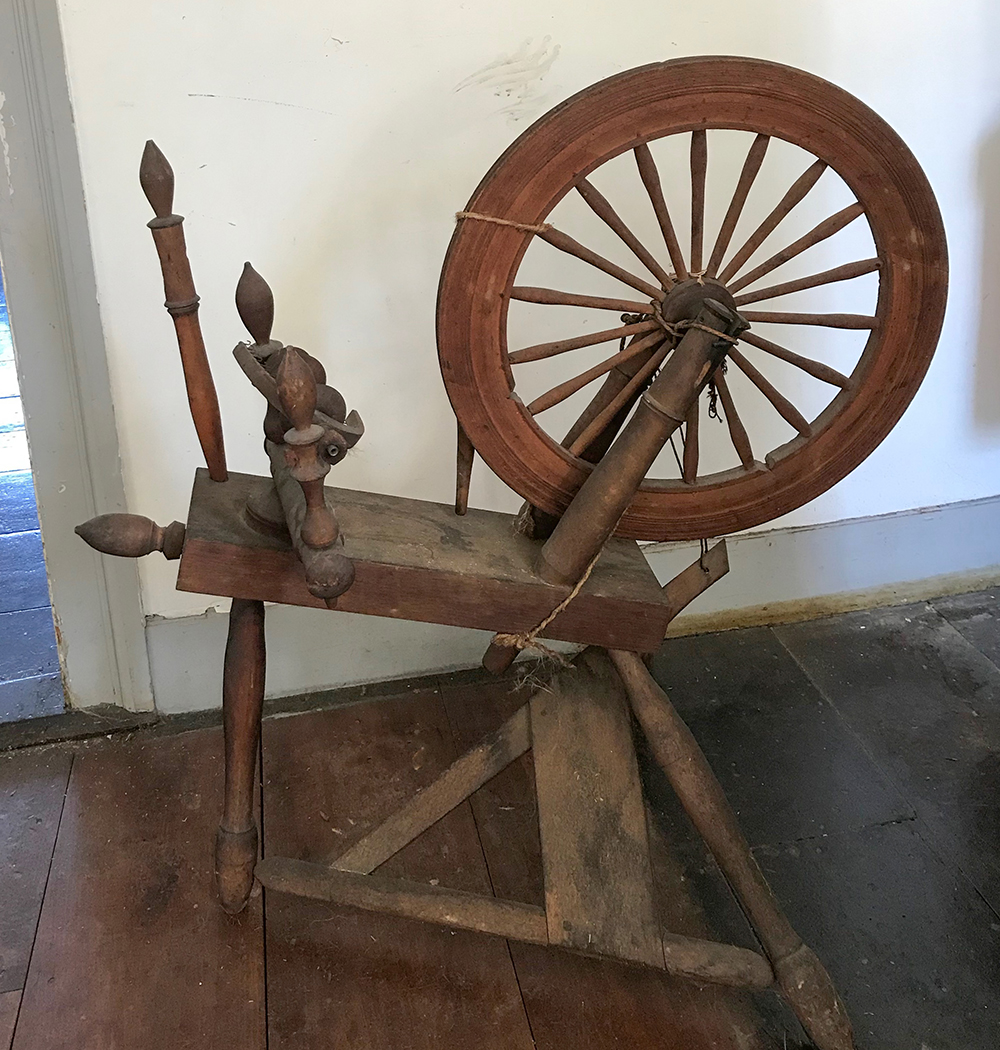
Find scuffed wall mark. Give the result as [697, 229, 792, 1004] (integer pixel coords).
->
[0, 91, 12, 196]
[455, 37, 561, 124]
[188, 93, 337, 117]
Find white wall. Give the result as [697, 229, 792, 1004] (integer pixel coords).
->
[50, 0, 1000, 703]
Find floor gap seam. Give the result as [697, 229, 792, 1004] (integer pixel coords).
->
[11, 749, 74, 1043]
[259, 731, 270, 1050]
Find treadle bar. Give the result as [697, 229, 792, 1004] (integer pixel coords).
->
[257, 857, 548, 944]
[255, 856, 774, 988]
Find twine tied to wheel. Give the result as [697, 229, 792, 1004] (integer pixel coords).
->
[455, 211, 553, 235]
[651, 302, 741, 347]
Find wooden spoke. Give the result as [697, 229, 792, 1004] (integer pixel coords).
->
[734, 258, 880, 306]
[509, 286, 654, 313]
[634, 144, 688, 280]
[509, 319, 658, 364]
[714, 370, 755, 468]
[527, 331, 664, 415]
[718, 159, 827, 285]
[728, 202, 866, 294]
[576, 178, 674, 288]
[706, 134, 770, 278]
[682, 400, 699, 483]
[741, 330, 851, 388]
[742, 310, 877, 330]
[728, 346, 811, 436]
[568, 340, 671, 456]
[690, 130, 708, 272]
[537, 226, 662, 299]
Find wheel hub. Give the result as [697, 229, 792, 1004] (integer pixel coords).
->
[659, 277, 737, 325]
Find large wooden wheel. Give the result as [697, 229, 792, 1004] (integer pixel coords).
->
[437, 56, 947, 540]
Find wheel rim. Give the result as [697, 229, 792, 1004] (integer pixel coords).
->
[436, 56, 948, 540]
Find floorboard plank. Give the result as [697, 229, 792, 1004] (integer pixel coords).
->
[775, 604, 1000, 909]
[0, 747, 70, 993]
[649, 626, 911, 845]
[755, 820, 1000, 1049]
[0, 989, 19, 1049]
[12, 730, 265, 1050]
[932, 586, 1000, 668]
[441, 674, 779, 1050]
[261, 689, 535, 1050]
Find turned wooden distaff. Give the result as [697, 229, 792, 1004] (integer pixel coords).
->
[483, 298, 746, 673]
[139, 140, 228, 482]
[538, 298, 746, 586]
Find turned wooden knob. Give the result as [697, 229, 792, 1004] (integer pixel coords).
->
[236, 262, 277, 348]
[139, 140, 174, 219]
[277, 349, 339, 550]
[76, 514, 186, 560]
[277, 346, 321, 435]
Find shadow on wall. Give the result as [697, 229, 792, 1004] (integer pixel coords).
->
[975, 117, 1000, 431]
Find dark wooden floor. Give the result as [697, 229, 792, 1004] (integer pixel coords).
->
[2, 589, 1000, 1049]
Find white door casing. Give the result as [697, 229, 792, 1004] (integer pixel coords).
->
[0, 0, 152, 711]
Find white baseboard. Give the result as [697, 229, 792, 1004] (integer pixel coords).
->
[145, 494, 1000, 713]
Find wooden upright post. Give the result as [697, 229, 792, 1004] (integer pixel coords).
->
[140, 140, 228, 482]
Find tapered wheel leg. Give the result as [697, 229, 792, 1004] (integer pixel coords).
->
[216, 598, 266, 914]
[609, 650, 854, 1050]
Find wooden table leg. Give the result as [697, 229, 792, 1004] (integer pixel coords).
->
[216, 598, 265, 914]
[609, 649, 855, 1050]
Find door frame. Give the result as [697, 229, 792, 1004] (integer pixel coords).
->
[0, 0, 152, 711]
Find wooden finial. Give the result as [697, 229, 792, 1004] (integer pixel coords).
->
[277, 348, 338, 549]
[76, 513, 185, 560]
[236, 262, 275, 346]
[139, 140, 175, 219]
[277, 347, 318, 433]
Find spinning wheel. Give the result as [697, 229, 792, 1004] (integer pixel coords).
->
[75, 59, 950, 1050]
[438, 56, 947, 539]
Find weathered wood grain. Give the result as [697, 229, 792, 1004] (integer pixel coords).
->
[329, 705, 529, 873]
[257, 858, 548, 944]
[0, 748, 70, 993]
[217, 598, 265, 914]
[261, 691, 535, 1050]
[12, 731, 265, 1050]
[530, 649, 661, 967]
[0, 991, 18, 1050]
[661, 540, 729, 627]
[441, 674, 778, 1050]
[177, 469, 671, 652]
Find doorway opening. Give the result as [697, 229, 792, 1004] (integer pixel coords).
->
[0, 269, 65, 722]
